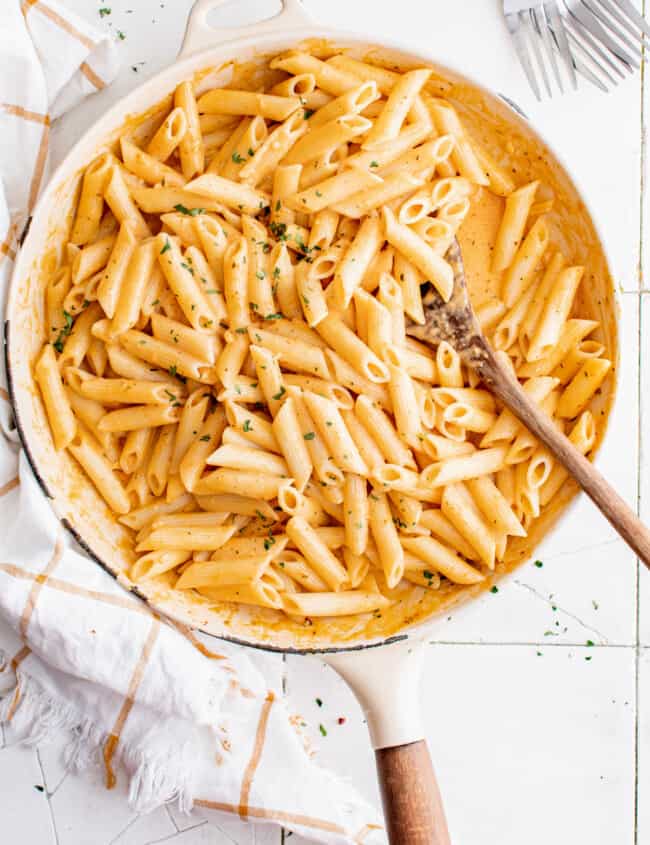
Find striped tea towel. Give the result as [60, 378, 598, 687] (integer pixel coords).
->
[0, 3, 384, 842]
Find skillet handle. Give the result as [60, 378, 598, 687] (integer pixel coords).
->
[376, 742, 451, 845]
[324, 640, 451, 845]
[179, 0, 314, 58]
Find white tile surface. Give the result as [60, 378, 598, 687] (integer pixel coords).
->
[2, 0, 647, 843]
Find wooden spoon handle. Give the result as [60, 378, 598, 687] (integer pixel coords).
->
[375, 741, 451, 845]
[486, 358, 650, 569]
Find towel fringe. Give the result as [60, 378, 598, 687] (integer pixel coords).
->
[0, 661, 196, 814]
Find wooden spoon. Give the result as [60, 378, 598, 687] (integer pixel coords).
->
[406, 239, 650, 569]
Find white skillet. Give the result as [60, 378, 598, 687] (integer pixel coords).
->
[5, 2, 620, 841]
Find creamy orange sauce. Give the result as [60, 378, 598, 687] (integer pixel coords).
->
[16, 46, 618, 650]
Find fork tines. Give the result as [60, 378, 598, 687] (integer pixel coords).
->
[504, 0, 648, 99]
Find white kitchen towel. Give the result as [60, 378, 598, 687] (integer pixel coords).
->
[0, 4, 384, 843]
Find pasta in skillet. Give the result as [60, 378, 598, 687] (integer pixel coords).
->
[35, 49, 613, 620]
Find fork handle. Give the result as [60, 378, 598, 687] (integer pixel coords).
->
[483, 357, 650, 569]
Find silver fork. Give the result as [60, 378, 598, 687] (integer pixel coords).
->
[503, 0, 649, 99]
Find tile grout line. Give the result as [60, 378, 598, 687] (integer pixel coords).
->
[35, 748, 60, 845]
[634, 12, 645, 838]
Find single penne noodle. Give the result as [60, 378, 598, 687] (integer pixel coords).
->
[442, 402, 495, 434]
[436, 341, 464, 388]
[242, 214, 275, 317]
[472, 143, 516, 196]
[269, 72, 316, 98]
[68, 426, 131, 514]
[184, 244, 227, 322]
[466, 475, 526, 538]
[383, 206, 453, 301]
[224, 401, 280, 453]
[285, 515, 348, 590]
[272, 164, 302, 226]
[111, 238, 158, 336]
[283, 589, 390, 617]
[556, 358, 612, 419]
[526, 266, 585, 362]
[328, 217, 383, 308]
[71, 153, 114, 245]
[176, 554, 273, 589]
[197, 87, 301, 120]
[284, 114, 371, 166]
[296, 262, 329, 327]
[98, 403, 181, 432]
[65, 387, 117, 460]
[131, 550, 192, 581]
[363, 69, 431, 149]
[58, 302, 103, 371]
[334, 172, 426, 219]
[120, 330, 215, 383]
[388, 364, 422, 448]
[431, 387, 496, 412]
[146, 107, 188, 161]
[272, 397, 313, 490]
[418, 508, 478, 560]
[427, 98, 489, 186]
[316, 312, 389, 383]
[97, 221, 138, 319]
[283, 374, 353, 409]
[156, 235, 219, 332]
[196, 493, 277, 521]
[382, 136, 456, 181]
[270, 52, 360, 96]
[552, 340, 606, 385]
[501, 216, 550, 308]
[441, 482, 495, 569]
[269, 242, 302, 321]
[325, 349, 391, 408]
[355, 394, 415, 467]
[248, 325, 330, 378]
[308, 208, 339, 252]
[193, 468, 286, 499]
[540, 411, 596, 505]
[47, 268, 72, 341]
[71, 235, 115, 286]
[106, 343, 178, 386]
[152, 313, 218, 365]
[179, 407, 227, 491]
[401, 536, 484, 585]
[35, 345, 77, 450]
[308, 80, 380, 128]
[519, 252, 567, 359]
[80, 377, 179, 405]
[290, 392, 344, 487]
[371, 464, 422, 494]
[207, 443, 288, 476]
[120, 137, 184, 188]
[104, 166, 151, 239]
[138, 520, 242, 553]
[368, 491, 404, 588]
[325, 54, 400, 94]
[356, 289, 392, 360]
[118, 492, 193, 531]
[184, 173, 271, 216]
[378, 273, 406, 346]
[514, 461, 540, 520]
[286, 168, 383, 213]
[249, 344, 285, 417]
[517, 319, 599, 378]
[197, 582, 283, 610]
[222, 236, 250, 329]
[492, 181, 539, 272]
[420, 433, 475, 462]
[302, 390, 368, 475]
[239, 110, 307, 187]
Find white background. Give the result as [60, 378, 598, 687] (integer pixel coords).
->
[1, 0, 649, 843]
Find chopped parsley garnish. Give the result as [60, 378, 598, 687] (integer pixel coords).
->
[370, 160, 379, 168]
[534, 560, 544, 568]
[319, 724, 327, 736]
[232, 151, 245, 164]
[168, 365, 178, 377]
[269, 221, 288, 241]
[248, 147, 255, 157]
[160, 239, 171, 254]
[490, 586, 499, 593]
[256, 270, 266, 280]
[99, 7, 111, 16]
[243, 419, 252, 432]
[423, 570, 435, 580]
[304, 109, 315, 120]
[264, 312, 283, 321]
[272, 386, 286, 401]
[316, 698, 323, 707]
[199, 435, 211, 442]
[116, 29, 125, 40]
[303, 432, 315, 440]
[263, 533, 276, 551]
[174, 204, 203, 216]
[53, 310, 74, 353]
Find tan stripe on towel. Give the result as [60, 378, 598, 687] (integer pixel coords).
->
[28, 122, 50, 211]
[354, 823, 384, 842]
[0, 104, 49, 125]
[238, 691, 275, 820]
[0, 477, 19, 498]
[19, 533, 64, 638]
[103, 617, 161, 788]
[5, 645, 32, 721]
[24, 1, 96, 51]
[80, 61, 106, 90]
[194, 800, 347, 834]
[0, 562, 150, 615]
